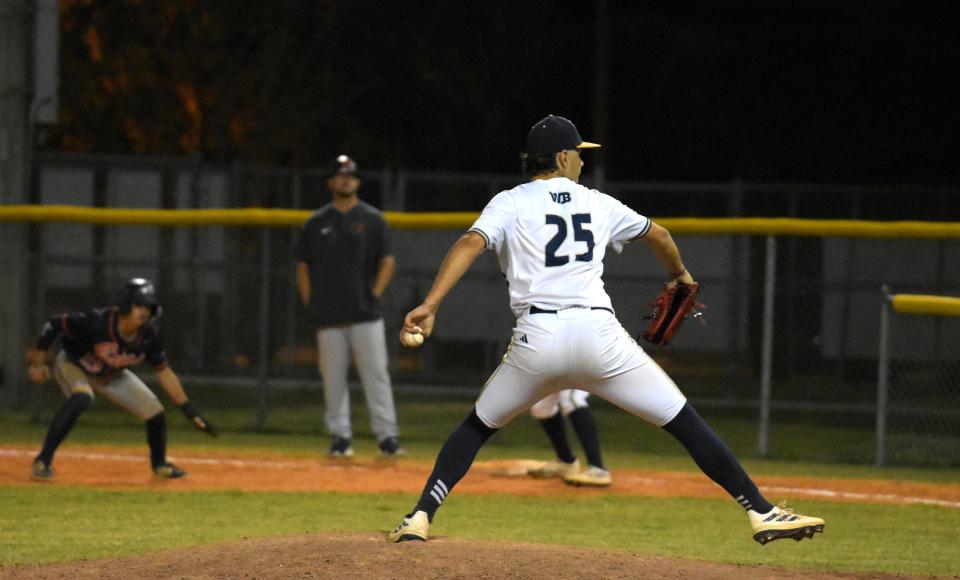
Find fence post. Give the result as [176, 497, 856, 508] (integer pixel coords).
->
[0, 223, 28, 411]
[221, 160, 242, 370]
[875, 285, 892, 467]
[30, 224, 48, 422]
[758, 235, 777, 457]
[256, 226, 272, 428]
[726, 180, 744, 400]
[285, 173, 303, 349]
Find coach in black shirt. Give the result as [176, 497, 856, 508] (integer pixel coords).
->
[294, 155, 404, 458]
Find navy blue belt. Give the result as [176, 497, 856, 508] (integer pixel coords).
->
[529, 305, 614, 315]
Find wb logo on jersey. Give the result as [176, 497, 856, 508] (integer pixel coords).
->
[549, 191, 572, 204]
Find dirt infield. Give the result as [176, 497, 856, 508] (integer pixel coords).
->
[2, 445, 959, 507]
[2, 444, 958, 579]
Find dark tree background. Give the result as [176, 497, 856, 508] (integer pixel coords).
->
[48, 0, 960, 185]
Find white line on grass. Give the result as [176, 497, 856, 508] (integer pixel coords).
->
[761, 485, 960, 509]
[614, 473, 960, 509]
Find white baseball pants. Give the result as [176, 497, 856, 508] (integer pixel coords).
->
[530, 389, 590, 419]
[476, 307, 686, 429]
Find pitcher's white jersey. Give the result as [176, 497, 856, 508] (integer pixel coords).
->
[469, 177, 651, 316]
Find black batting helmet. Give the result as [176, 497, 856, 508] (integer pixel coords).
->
[119, 278, 161, 317]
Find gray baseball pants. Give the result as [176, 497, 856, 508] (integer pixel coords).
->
[317, 318, 398, 441]
[53, 351, 164, 420]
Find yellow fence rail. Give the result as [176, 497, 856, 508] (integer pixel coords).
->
[2, 204, 960, 238]
[890, 294, 960, 318]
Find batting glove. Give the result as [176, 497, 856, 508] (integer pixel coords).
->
[180, 400, 219, 437]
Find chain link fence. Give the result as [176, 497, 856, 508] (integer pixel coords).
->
[877, 294, 960, 468]
[4, 152, 959, 466]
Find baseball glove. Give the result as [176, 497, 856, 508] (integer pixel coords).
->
[641, 282, 704, 346]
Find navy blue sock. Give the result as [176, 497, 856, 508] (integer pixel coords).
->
[145, 412, 167, 468]
[36, 393, 92, 465]
[413, 407, 498, 521]
[538, 412, 576, 464]
[662, 402, 773, 513]
[568, 407, 604, 469]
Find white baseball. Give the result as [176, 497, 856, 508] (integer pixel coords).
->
[402, 331, 424, 348]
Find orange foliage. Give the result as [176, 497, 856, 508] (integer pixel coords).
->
[82, 26, 102, 63]
[124, 117, 145, 151]
[177, 84, 202, 151]
[60, 135, 92, 152]
[229, 112, 255, 152]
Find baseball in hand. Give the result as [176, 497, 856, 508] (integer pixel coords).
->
[402, 331, 424, 348]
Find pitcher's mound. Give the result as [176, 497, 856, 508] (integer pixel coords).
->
[2, 532, 875, 579]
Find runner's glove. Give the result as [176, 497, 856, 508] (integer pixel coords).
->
[181, 400, 219, 437]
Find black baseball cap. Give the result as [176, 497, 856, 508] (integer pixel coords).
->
[525, 115, 601, 154]
[332, 155, 358, 176]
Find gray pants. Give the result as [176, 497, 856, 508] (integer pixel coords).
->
[317, 318, 398, 441]
[53, 351, 163, 420]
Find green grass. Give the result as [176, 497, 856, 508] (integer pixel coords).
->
[2, 386, 959, 575]
[1, 487, 958, 576]
[0, 487, 396, 564]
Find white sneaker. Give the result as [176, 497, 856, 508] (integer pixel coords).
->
[388, 510, 429, 543]
[527, 458, 579, 479]
[748, 504, 825, 545]
[564, 466, 612, 487]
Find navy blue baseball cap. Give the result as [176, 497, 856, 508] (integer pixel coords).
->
[525, 115, 601, 154]
[332, 155, 358, 176]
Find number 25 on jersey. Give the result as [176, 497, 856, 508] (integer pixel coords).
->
[545, 213, 594, 267]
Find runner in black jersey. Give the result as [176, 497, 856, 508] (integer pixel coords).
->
[25, 278, 217, 480]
